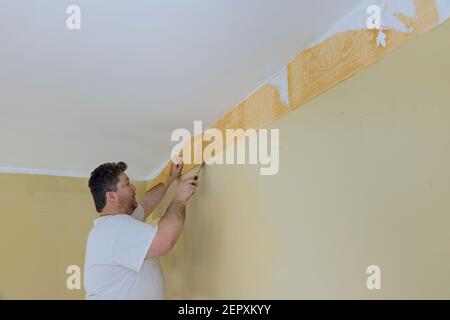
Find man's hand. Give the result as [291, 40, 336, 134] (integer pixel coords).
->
[173, 177, 198, 204]
[138, 156, 183, 220]
[168, 156, 183, 185]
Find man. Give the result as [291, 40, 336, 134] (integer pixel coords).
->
[84, 159, 198, 299]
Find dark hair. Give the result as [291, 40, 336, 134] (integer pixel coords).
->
[88, 161, 127, 212]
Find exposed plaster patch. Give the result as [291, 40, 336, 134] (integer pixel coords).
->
[269, 66, 290, 108]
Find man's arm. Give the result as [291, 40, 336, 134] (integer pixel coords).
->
[138, 183, 167, 221]
[146, 176, 198, 258]
[138, 160, 183, 220]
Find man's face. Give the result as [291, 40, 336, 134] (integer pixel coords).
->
[116, 172, 137, 214]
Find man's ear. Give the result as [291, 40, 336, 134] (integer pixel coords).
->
[105, 191, 117, 203]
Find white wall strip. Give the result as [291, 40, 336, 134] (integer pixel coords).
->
[0, 166, 89, 178]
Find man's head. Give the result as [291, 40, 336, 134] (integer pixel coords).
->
[88, 162, 137, 215]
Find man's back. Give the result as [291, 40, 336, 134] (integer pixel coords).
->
[84, 205, 164, 299]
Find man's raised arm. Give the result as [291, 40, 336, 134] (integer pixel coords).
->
[146, 176, 199, 258]
[138, 159, 183, 220]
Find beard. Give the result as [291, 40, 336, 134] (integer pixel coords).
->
[129, 198, 138, 213]
[120, 195, 137, 214]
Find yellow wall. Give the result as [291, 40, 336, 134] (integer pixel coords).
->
[156, 21, 450, 299]
[0, 21, 449, 299]
[0, 174, 147, 299]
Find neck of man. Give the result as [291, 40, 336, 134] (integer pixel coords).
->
[99, 206, 129, 217]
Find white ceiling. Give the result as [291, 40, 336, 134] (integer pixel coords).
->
[0, 0, 362, 180]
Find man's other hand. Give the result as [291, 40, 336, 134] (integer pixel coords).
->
[173, 177, 198, 204]
[169, 155, 183, 185]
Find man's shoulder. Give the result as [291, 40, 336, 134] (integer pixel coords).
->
[94, 214, 133, 224]
[88, 215, 128, 238]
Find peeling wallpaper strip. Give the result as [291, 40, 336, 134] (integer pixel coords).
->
[147, 0, 445, 190]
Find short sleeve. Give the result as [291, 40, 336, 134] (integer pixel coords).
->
[131, 203, 145, 221]
[111, 216, 158, 272]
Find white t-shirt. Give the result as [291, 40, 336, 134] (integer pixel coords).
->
[83, 204, 164, 300]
